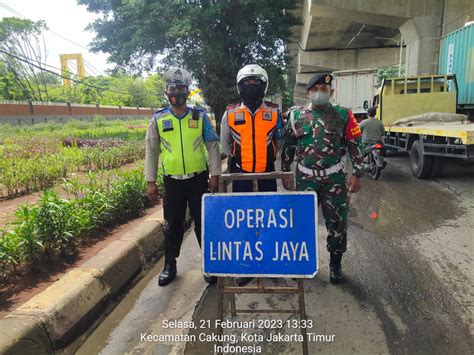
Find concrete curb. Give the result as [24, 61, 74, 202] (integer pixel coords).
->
[0, 206, 179, 354]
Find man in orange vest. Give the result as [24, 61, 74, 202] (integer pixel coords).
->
[220, 64, 285, 285]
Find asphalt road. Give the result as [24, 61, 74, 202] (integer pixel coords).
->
[74, 155, 474, 355]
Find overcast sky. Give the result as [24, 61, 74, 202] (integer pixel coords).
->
[0, 0, 112, 75]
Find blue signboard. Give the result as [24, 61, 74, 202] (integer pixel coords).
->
[202, 192, 318, 278]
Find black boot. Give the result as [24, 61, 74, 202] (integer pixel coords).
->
[329, 253, 344, 284]
[159, 261, 177, 286]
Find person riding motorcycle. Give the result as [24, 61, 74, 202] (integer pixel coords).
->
[359, 106, 385, 156]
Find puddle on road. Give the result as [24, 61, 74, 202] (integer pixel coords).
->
[349, 165, 462, 239]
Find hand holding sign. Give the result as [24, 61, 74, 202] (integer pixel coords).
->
[282, 175, 294, 190]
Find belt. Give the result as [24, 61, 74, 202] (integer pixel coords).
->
[167, 171, 205, 180]
[297, 162, 343, 178]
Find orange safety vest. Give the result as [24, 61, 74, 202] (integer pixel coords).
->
[226, 101, 279, 173]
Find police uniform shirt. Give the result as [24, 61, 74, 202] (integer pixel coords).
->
[145, 107, 222, 181]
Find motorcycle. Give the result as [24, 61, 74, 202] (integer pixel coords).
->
[363, 142, 386, 180]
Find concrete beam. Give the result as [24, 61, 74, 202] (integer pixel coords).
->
[308, 2, 408, 29]
[286, 43, 300, 87]
[296, 73, 317, 86]
[443, 0, 474, 35]
[293, 84, 308, 107]
[309, 0, 442, 22]
[298, 47, 401, 75]
[304, 17, 351, 49]
[400, 17, 440, 75]
[300, 0, 313, 50]
[295, 84, 308, 95]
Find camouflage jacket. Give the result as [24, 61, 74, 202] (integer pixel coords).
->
[281, 103, 364, 177]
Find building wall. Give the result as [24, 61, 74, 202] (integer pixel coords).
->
[0, 101, 156, 125]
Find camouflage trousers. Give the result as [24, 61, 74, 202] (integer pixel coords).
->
[296, 170, 348, 254]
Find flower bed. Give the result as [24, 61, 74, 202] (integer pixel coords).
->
[0, 117, 149, 199]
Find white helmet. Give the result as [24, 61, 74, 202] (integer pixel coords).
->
[236, 64, 268, 94]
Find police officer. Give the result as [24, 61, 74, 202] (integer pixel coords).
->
[145, 67, 222, 286]
[281, 73, 364, 284]
[220, 64, 285, 286]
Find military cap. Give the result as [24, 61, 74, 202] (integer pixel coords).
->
[164, 67, 192, 86]
[305, 72, 333, 90]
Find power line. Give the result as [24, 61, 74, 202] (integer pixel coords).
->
[0, 49, 132, 97]
[0, 3, 89, 50]
[0, 2, 23, 17]
[84, 60, 103, 77]
[0, 2, 108, 77]
[83, 57, 106, 76]
[2, 50, 81, 79]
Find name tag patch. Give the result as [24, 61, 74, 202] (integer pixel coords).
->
[162, 119, 173, 132]
[234, 112, 245, 125]
[263, 111, 272, 121]
[188, 119, 199, 128]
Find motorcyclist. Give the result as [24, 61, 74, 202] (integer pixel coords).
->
[359, 107, 385, 156]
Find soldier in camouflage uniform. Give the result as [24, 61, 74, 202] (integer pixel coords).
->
[281, 73, 364, 284]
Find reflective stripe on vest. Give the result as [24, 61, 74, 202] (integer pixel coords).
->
[227, 104, 278, 172]
[156, 110, 207, 175]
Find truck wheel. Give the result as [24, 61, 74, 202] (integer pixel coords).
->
[430, 156, 445, 178]
[410, 140, 433, 178]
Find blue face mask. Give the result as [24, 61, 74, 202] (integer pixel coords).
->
[310, 91, 331, 107]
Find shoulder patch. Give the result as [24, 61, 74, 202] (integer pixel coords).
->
[264, 101, 279, 109]
[226, 102, 241, 110]
[153, 108, 170, 119]
[344, 109, 362, 140]
[154, 107, 168, 115]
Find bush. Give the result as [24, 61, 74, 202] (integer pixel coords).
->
[0, 167, 153, 280]
[0, 140, 145, 199]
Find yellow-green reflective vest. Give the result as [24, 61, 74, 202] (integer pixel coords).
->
[156, 108, 207, 175]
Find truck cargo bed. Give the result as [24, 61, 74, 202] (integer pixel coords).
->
[387, 123, 474, 145]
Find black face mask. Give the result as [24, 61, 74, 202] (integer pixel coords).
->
[239, 82, 265, 109]
[167, 93, 188, 106]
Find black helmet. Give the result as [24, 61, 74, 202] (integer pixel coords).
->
[367, 106, 377, 117]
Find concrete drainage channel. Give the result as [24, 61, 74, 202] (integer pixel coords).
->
[0, 207, 192, 354]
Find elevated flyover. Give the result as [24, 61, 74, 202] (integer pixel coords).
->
[289, 0, 474, 105]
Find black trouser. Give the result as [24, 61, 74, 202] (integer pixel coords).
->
[229, 159, 277, 192]
[163, 171, 208, 263]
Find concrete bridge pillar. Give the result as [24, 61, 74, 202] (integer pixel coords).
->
[400, 17, 441, 76]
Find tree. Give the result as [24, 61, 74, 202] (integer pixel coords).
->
[45, 72, 165, 108]
[376, 64, 405, 85]
[0, 17, 50, 101]
[0, 62, 22, 100]
[78, 0, 299, 124]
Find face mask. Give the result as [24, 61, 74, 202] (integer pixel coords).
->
[240, 83, 265, 102]
[167, 92, 188, 106]
[310, 91, 331, 107]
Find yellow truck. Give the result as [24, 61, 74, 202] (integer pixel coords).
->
[373, 74, 474, 178]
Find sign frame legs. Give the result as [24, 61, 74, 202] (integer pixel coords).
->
[215, 172, 309, 355]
